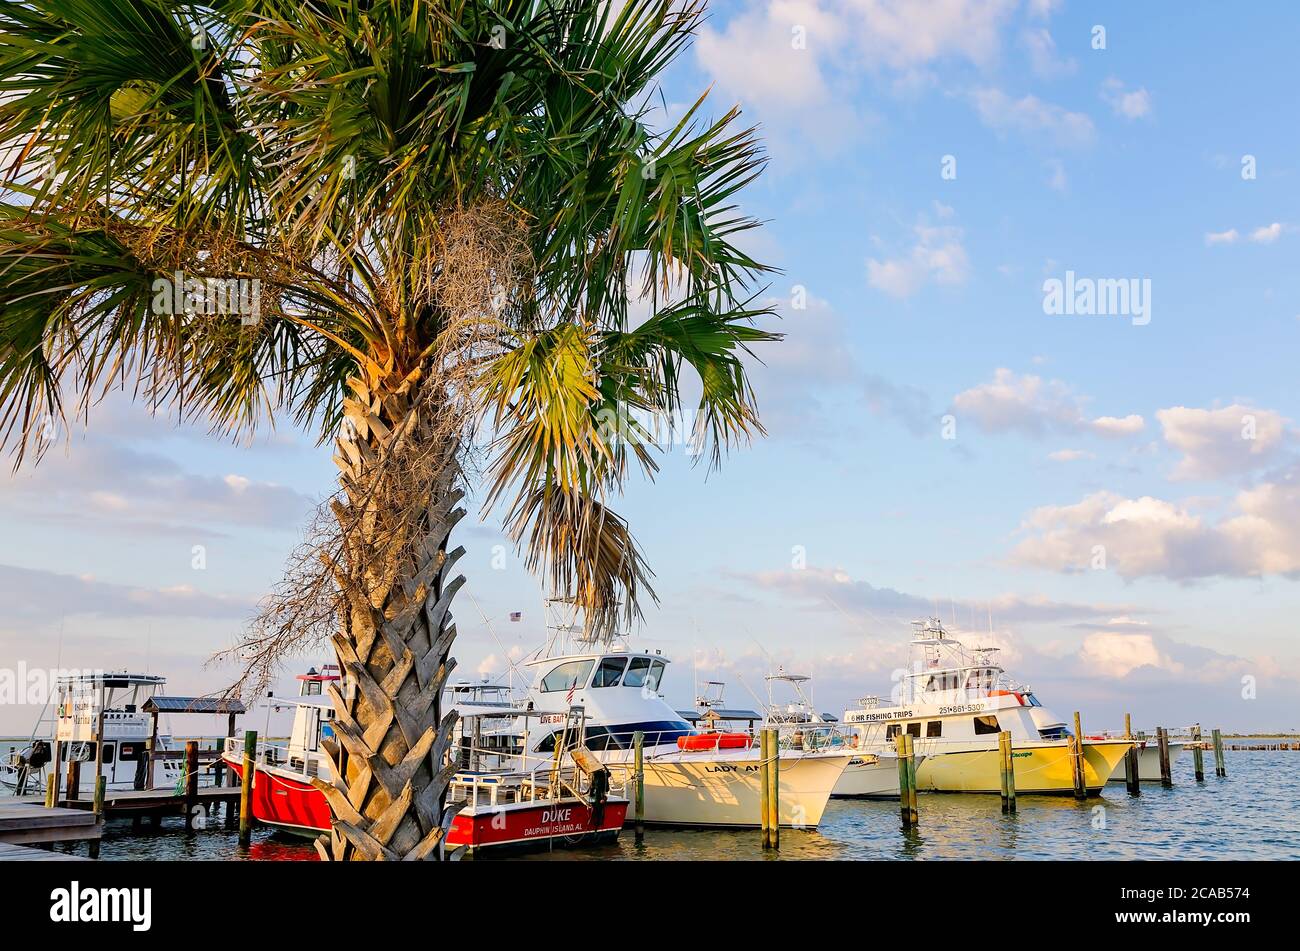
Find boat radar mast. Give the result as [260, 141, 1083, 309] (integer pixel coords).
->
[541, 595, 630, 657]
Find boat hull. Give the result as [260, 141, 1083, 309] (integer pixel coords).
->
[447, 799, 627, 853]
[831, 753, 918, 798]
[1106, 741, 1185, 782]
[224, 755, 628, 853]
[224, 757, 331, 837]
[603, 748, 851, 827]
[899, 739, 1131, 794]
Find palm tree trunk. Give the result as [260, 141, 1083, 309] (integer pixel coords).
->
[313, 373, 465, 861]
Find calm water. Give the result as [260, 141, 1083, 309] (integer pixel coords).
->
[12, 746, 1297, 861]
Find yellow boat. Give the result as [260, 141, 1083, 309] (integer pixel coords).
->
[843, 618, 1133, 794]
[913, 738, 1132, 794]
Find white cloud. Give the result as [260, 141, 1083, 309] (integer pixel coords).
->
[951, 369, 1144, 438]
[1249, 222, 1283, 244]
[1100, 78, 1152, 119]
[867, 213, 969, 299]
[1048, 449, 1093, 462]
[969, 88, 1095, 148]
[844, 0, 1018, 70]
[1013, 481, 1300, 580]
[1205, 228, 1239, 246]
[0, 562, 252, 622]
[1156, 404, 1291, 480]
[1021, 27, 1075, 79]
[1091, 414, 1146, 437]
[1079, 632, 1171, 678]
[1044, 157, 1068, 190]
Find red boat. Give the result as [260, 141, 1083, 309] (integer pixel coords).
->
[223, 670, 626, 854]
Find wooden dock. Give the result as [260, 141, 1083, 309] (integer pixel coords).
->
[49, 785, 242, 817]
[0, 800, 101, 848]
[0, 841, 88, 861]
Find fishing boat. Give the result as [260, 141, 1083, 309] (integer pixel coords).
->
[1095, 729, 1187, 782]
[221, 666, 627, 854]
[1, 672, 239, 797]
[762, 671, 913, 799]
[842, 619, 1132, 794]
[511, 602, 854, 828]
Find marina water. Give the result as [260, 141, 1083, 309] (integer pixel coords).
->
[7, 740, 1294, 861]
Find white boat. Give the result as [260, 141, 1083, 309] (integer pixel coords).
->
[510, 601, 855, 828]
[842, 619, 1131, 794]
[762, 670, 915, 799]
[1, 672, 238, 797]
[1096, 731, 1186, 782]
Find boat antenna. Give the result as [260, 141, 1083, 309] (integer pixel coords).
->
[466, 589, 526, 684]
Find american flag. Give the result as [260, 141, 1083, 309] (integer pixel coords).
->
[509, 611, 522, 622]
[566, 683, 576, 705]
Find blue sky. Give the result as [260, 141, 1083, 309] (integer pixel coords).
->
[3, 1, 1298, 734]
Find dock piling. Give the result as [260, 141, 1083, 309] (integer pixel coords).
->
[183, 741, 199, 829]
[238, 730, 256, 845]
[1192, 725, 1205, 782]
[44, 774, 56, 809]
[1212, 728, 1226, 776]
[895, 733, 918, 828]
[905, 734, 918, 825]
[632, 730, 645, 845]
[1123, 712, 1140, 795]
[88, 776, 106, 859]
[1071, 711, 1087, 799]
[1156, 727, 1172, 787]
[998, 730, 1017, 814]
[759, 729, 771, 848]
[765, 728, 780, 849]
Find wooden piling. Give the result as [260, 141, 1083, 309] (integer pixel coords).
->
[1071, 711, 1086, 799]
[998, 730, 1016, 814]
[759, 729, 771, 848]
[1156, 727, 1172, 787]
[44, 773, 56, 809]
[1123, 712, 1140, 795]
[632, 730, 645, 844]
[1212, 728, 1226, 776]
[65, 758, 80, 802]
[183, 741, 199, 828]
[905, 734, 919, 825]
[895, 733, 918, 827]
[1192, 725, 1205, 782]
[88, 775, 106, 859]
[765, 728, 780, 849]
[238, 730, 256, 845]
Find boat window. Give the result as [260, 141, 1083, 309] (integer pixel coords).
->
[973, 715, 1001, 735]
[925, 675, 938, 691]
[885, 724, 901, 739]
[645, 660, 666, 692]
[623, 657, 652, 688]
[926, 721, 942, 738]
[118, 742, 142, 761]
[591, 656, 628, 688]
[540, 660, 595, 693]
[100, 743, 115, 764]
[906, 722, 922, 738]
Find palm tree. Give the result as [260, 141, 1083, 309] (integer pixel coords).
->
[0, 0, 776, 860]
